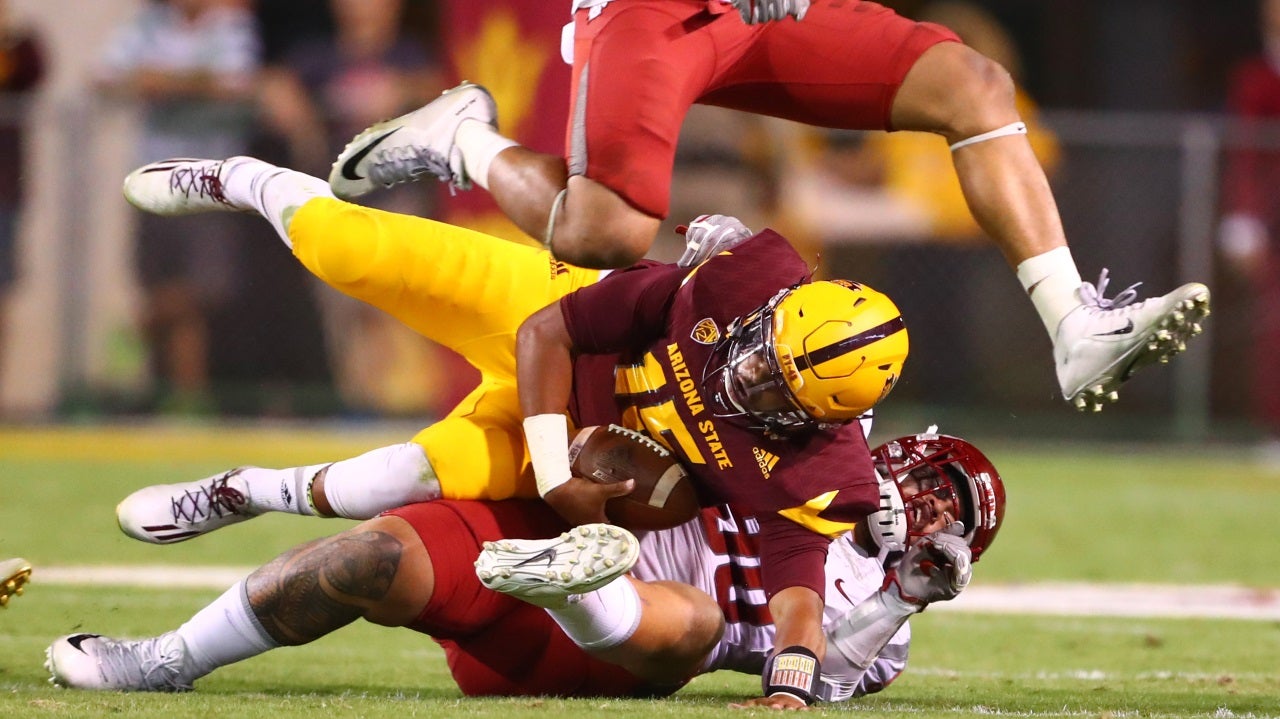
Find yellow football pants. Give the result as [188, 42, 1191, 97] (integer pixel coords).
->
[289, 197, 601, 500]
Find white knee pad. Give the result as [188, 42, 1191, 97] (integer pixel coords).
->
[321, 443, 442, 519]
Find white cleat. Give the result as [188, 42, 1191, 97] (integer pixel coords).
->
[46, 632, 192, 692]
[1055, 270, 1211, 412]
[116, 468, 260, 544]
[0, 557, 32, 607]
[329, 81, 497, 199]
[475, 524, 639, 608]
[123, 157, 262, 215]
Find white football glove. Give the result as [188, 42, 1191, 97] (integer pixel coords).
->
[676, 214, 755, 267]
[729, 0, 810, 24]
[882, 525, 972, 609]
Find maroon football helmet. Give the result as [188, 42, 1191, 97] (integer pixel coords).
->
[869, 429, 1006, 561]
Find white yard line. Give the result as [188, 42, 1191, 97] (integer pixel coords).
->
[936, 582, 1280, 621]
[30, 566, 1280, 620]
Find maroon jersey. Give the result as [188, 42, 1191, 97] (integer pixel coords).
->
[562, 231, 881, 596]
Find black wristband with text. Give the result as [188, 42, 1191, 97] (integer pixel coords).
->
[762, 645, 821, 705]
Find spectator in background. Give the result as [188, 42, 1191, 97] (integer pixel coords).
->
[0, 0, 45, 395]
[93, 0, 260, 415]
[257, 0, 449, 416]
[1219, 0, 1280, 450]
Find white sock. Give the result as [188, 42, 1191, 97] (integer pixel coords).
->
[545, 578, 642, 650]
[455, 119, 519, 191]
[320, 443, 442, 520]
[236, 465, 326, 515]
[1016, 246, 1084, 338]
[221, 158, 335, 246]
[175, 580, 278, 682]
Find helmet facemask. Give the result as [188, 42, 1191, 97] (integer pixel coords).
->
[869, 429, 1006, 562]
[702, 280, 908, 437]
[704, 287, 825, 435]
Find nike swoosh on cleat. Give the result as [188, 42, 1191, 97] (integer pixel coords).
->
[340, 128, 402, 181]
[1093, 319, 1135, 336]
[513, 548, 559, 568]
[67, 634, 100, 652]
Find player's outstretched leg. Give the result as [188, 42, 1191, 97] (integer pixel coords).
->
[329, 81, 497, 199]
[46, 632, 193, 691]
[475, 524, 639, 608]
[115, 444, 441, 545]
[0, 557, 31, 607]
[1055, 270, 1211, 412]
[124, 156, 333, 246]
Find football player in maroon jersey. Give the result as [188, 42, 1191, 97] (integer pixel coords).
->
[112, 156, 908, 706]
[518, 220, 911, 708]
[49, 433, 1003, 706]
[330, 1, 1209, 414]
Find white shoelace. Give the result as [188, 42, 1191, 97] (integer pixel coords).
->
[367, 146, 454, 190]
[167, 165, 233, 206]
[170, 472, 247, 524]
[1079, 269, 1142, 311]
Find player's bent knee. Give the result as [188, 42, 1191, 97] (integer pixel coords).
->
[352, 515, 435, 629]
[898, 42, 1018, 137]
[945, 46, 1018, 131]
[614, 582, 725, 684]
[291, 198, 384, 284]
[550, 177, 660, 269]
[550, 226, 649, 270]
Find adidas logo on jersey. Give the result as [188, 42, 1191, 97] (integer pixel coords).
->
[752, 447, 780, 479]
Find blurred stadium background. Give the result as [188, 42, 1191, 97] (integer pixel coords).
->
[1, 0, 1276, 450]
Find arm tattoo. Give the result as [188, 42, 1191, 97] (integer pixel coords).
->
[246, 530, 402, 645]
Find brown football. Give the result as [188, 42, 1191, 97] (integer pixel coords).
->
[567, 424, 700, 530]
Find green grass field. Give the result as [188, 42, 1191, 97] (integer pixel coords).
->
[1, 424, 1278, 718]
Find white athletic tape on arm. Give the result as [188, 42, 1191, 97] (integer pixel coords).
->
[949, 121, 1027, 152]
[524, 414, 573, 497]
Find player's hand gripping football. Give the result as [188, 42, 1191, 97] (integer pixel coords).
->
[882, 526, 972, 608]
[676, 214, 755, 267]
[729, 0, 810, 24]
[543, 476, 636, 526]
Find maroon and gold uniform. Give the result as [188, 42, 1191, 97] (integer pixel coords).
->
[561, 231, 881, 596]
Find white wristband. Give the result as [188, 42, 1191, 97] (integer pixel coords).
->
[524, 414, 573, 497]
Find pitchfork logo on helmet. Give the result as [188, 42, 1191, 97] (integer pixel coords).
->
[868, 428, 1007, 561]
[703, 280, 909, 434]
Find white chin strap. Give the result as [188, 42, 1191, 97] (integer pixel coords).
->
[949, 121, 1027, 152]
